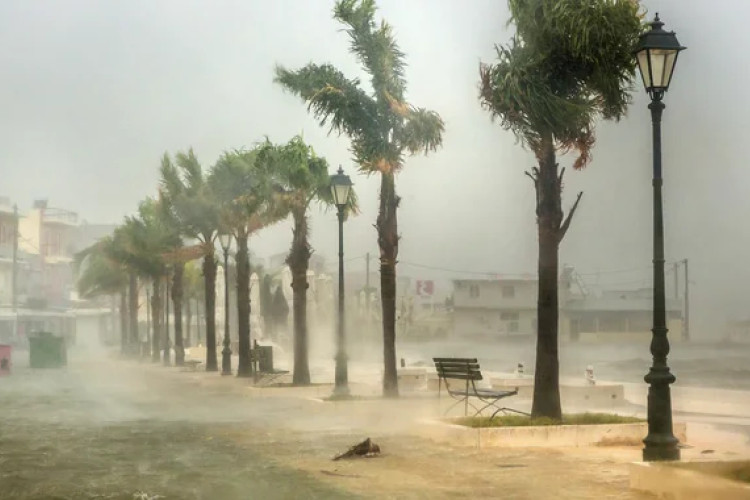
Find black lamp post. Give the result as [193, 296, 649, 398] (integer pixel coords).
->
[330, 166, 353, 397]
[219, 233, 233, 376]
[634, 13, 686, 462]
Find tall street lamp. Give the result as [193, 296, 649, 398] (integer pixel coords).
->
[218, 232, 233, 376]
[330, 166, 353, 397]
[634, 13, 686, 462]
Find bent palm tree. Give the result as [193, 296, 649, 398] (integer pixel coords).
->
[161, 150, 222, 371]
[121, 198, 182, 364]
[479, 0, 641, 419]
[257, 136, 356, 386]
[74, 235, 129, 354]
[275, 0, 443, 397]
[211, 149, 266, 376]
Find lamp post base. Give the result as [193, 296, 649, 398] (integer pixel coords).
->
[643, 443, 680, 462]
[643, 369, 680, 461]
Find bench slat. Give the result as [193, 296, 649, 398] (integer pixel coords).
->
[439, 373, 483, 381]
[435, 366, 480, 373]
[433, 357, 484, 381]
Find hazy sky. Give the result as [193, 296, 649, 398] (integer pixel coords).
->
[1, 0, 748, 339]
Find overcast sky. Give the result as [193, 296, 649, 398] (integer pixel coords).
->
[1, 0, 747, 339]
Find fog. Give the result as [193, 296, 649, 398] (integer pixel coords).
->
[2, 0, 750, 339]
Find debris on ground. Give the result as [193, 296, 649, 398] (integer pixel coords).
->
[333, 438, 381, 461]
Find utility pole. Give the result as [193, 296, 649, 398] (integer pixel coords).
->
[11, 204, 18, 312]
[672, 262, 679, 299]
[683, 259, 690, 341]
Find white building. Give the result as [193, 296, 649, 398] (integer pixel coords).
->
[452, 270, 684, 342]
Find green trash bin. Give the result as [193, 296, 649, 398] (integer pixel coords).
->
[256, 345, 273, 373]
[29, 332, 67, 369]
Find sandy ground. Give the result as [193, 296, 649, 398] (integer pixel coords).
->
[0, 349, 687, 500]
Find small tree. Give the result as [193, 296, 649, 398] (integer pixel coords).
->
[479, 0, 641, 419]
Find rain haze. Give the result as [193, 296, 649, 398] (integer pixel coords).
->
[2, 0, 750, 498]
[1, 0, 748, 335]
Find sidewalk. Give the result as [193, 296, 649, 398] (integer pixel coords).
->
[110, 349, 750, 498]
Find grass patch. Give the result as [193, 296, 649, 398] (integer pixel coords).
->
[452, 413, 644, 428]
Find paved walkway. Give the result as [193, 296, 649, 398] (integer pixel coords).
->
[3, 348, 750, 499]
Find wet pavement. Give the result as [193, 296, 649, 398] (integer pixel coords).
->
[0, 353, 352, 500]
[5, 342, 745, 499]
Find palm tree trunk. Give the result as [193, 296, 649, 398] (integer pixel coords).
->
[163, 276, 171, 366]
[172, 263, 185, 366]
[119, 289, 128, 355]
[203, 252, 218, 371]
[185, 294, 192, 348]
[531, 138, 563, 420]
[288, 210, 311, 385]
[128, 272, 139, 355]
[196, 298, 202, 344]
[236, 229, 253, 377]
[145, 286, 151, 358]
[151, 279, 162, 363]
[377, 172, 399, 398]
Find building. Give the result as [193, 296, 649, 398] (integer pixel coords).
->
[452, 269, 684, 342]
[565, 288, 683, 342]
[453, 277, 539, 338]
[0, 199, 19, 307]
[18, 200, 79, 308]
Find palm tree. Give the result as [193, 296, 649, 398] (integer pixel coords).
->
[161, 150, 221, 371]
[210, 148, 286, 377]
[121, 198, 183, 364]
[102, 225, 142, 355]
[74, 235, 129, 354]
[182, 261, 203, 347]
[478, 0, 642, 419]
[275, 0, 444, 397]
[256, 136, 356, 385]
[157, 196, 197, 367]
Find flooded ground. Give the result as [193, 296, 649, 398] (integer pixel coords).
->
[0, 346, 660, 499]
[0, 354, 352, 500]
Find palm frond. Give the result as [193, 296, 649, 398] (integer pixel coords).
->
[399, 107, 445, 155]
[333, 0, 407, 101]
[480, 0, 642, 168]
[275, 63, 381, 140]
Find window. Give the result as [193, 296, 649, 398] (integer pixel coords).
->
[469, 284, 480, 298]
[0, 222, 13, 245]
[500, 311, 519, 321]
[509, 321, 519, 333]
[502, 285, 515, 298]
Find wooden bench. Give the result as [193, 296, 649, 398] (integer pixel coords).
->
[433, 357, 528, 420]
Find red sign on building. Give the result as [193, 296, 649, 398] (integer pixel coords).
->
[416, 280, 434, 297]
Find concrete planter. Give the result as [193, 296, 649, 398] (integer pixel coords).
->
[417, 419, 687, 449]
[630, 461, 750, 499]
[491, 378, 625, 408]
